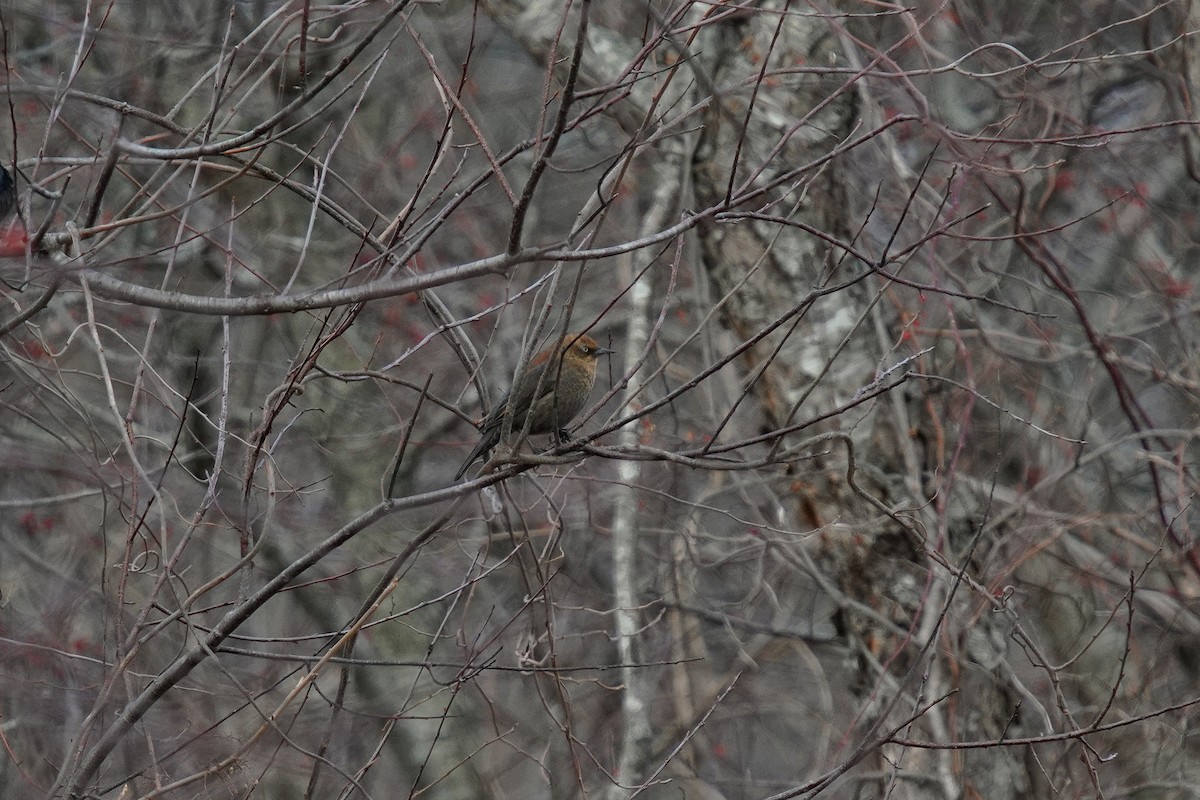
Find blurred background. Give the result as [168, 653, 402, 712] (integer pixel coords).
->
[2, 1, 1200, 798]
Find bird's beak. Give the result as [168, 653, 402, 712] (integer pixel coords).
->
[596, 346, 615, 356]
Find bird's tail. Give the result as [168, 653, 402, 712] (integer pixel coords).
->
[454, 427, 499, 480]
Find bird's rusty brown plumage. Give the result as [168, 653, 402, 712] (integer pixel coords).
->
[455, 333, 610, 480]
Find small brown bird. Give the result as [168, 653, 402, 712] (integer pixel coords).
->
[455, 332, 612, 479]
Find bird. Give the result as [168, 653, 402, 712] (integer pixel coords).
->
[455, 332, 612, 480]
[0, 166, 14, 221]
[0, 166, 27, 258]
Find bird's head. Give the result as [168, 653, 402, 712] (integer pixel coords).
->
[562, 333, 613, 365]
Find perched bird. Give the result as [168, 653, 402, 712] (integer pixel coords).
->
[0, 166, 14, 221]
[0, 166, 27, 258]
[455, 332, 612, 479]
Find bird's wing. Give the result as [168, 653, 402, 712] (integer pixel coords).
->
[513, 356, 562, 408]
[482, 356, 555, 428]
